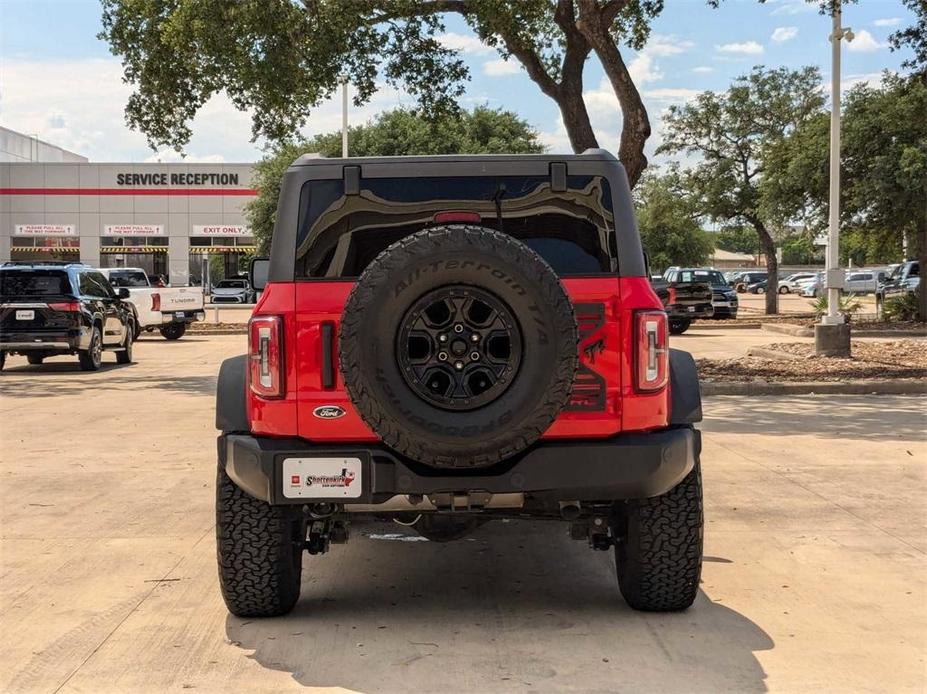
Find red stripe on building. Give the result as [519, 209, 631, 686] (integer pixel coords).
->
[0, 188, 258, 196]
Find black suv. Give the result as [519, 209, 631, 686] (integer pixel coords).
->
[0, 263, 135, 371]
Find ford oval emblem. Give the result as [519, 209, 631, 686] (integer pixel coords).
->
[313, 405, 346, 419]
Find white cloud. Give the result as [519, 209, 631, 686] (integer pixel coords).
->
[716, 41, 764, 55]
[642, 88, 701, 103]
[0, 57, 414, 162]
[768, 0, 816, 16]
[437, 32, 493, 55]
[483, 58, 520, 77]
[771, 26, 798, 43]
[692, 66, 714, 75]
[846, 29, 884, 53]
[873, 18, 901, 27]
[645, 34, 695, 57]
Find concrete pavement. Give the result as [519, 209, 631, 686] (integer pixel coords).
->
[1, 335, 925, 693]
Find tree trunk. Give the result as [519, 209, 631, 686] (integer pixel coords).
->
[556, 83, 600, 153]
[574, 2, 650, 188]
[754, 222, 779, 315]
[918, 220, 927, 323]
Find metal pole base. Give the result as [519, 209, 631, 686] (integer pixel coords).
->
[814, 323, 851, 358]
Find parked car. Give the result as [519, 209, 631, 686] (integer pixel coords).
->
[215, 151, 705, 618]
[746, 279, 768, 294]
[843, 271, 879, 294]
[0, 263, 134, 371]
[877, 260, 920, 304]
[98, 267, 205, 340]
[210, 278, 254, 304]
[779, 272, 817, 294]
[731, 271, 767, 293]
[653, 268, 715, 333]
[662, 268, 736, 319]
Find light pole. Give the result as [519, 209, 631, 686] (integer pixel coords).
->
[815, 4, 854, 356]
[340, 75, 349, 158]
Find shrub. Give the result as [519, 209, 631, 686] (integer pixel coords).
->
[810, 292, 863, 320]
[881, 291, 920, 322]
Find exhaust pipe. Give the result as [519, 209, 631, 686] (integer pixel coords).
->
[559, 501, 582, 521]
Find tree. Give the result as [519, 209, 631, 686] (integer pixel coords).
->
[761, 74, 927, 319]
[633, 172, 713, 272]
[98, 0, 800, 188]
[657, 66, 825, 314]
[889, 0, 927, 77]
[247, 106, 545, 252]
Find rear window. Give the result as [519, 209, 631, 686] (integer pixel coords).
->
[678, 270, 725, 284]
[0, 270, 72, 297]
[107, 270, 149, 287]
[295, 175, 617, 279]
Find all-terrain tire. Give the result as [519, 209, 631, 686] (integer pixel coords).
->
[160, 323, 187, 340]
[78, 326, 103, 371]
[669, 318, 691, 335]
[340, 225, 578, 468]
[614, 454, 703, 612]
[216, 462, 306, 617]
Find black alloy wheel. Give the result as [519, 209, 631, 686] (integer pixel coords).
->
[397, 286, 522, 411]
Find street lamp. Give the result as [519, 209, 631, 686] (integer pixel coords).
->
[815, 4, 854, 357]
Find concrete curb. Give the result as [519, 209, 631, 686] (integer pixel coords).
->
[761, 323, 814, 337]
[849, 329, 927, 338]
[745, 347, 802, 361]
[187, 329, 247, 336]
[690, 322, 763, 330]
[701, 380, 927, 396]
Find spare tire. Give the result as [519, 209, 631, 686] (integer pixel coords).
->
[340, 225, 577, 468]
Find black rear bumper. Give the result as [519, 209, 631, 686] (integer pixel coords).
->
[1, 329, 85, 353]
[219, 427, 700, 506]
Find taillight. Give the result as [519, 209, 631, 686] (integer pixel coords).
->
[667, 287, 677, 305]
[151, 293, 161, 312]
[433, 210, 482, 224]
[248, 315, 285, 398]
[635, 310, 669, 392]
[47, 301, 80, 312]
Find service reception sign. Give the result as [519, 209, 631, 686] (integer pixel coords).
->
[104, 224, 165, 236]
[15, 224, 77, 236]
[192, 225, 250, 237]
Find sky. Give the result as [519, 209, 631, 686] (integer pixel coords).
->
[0, 0, 918, 164]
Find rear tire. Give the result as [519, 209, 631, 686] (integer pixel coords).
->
[160, 323, 187, 340]
[669, 318, 691, 335]
[0, 352, 5, 371]
[116, 324, 134, 365]
[216, 462, 306, 617]
[614, 455, 703, 612]
[78, 326, 103, 371]
[27, 354, 45, 365]
[778, 286, 789, 294]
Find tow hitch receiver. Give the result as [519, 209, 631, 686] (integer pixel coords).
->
[305, 519, 350, 555]
[569, 515, 615, 551]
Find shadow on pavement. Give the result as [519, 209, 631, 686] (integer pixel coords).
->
[702, 394, 926, 442]
[0, 369, 216, 397]
[226, 520, 772, 693]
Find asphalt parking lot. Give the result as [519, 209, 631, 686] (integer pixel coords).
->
[1, 334, 925, 693]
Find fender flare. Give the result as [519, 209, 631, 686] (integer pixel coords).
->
[216, 354, 249, 433]
[669, 348, 702, 425]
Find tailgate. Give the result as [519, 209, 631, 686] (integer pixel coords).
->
[159, 287, 203, 312]
[293, 278, 623, 442]
[672, 281, 712, 305]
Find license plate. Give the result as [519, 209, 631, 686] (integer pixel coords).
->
[15, 310, 34, 320]
[282, 457, 362, 499]
[687, 306, 696, 312]
[714, 301, 729, 307]
[174, 311, 185, 319]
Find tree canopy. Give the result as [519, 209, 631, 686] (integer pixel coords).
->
[246, 106, 545, 252]
[632, 171, 714, 272]
[657, 66, 825, 314]
[99, 0, 812, 188]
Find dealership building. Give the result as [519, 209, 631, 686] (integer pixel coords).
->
[1, 126, 257, 286]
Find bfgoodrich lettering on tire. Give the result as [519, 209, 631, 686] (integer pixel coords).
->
[339, 225, 578, 468]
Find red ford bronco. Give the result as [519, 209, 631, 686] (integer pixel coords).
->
[215, 150, 703, 617]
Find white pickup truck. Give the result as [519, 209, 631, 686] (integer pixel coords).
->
[98, 268, 205, 340]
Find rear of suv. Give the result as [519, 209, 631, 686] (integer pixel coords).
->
[215, 151, 704, 617]
[0, 263, 135, 371]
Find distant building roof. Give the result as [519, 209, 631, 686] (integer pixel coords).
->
[0, 127, 88, 163]
[710, 249, 758, 262]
